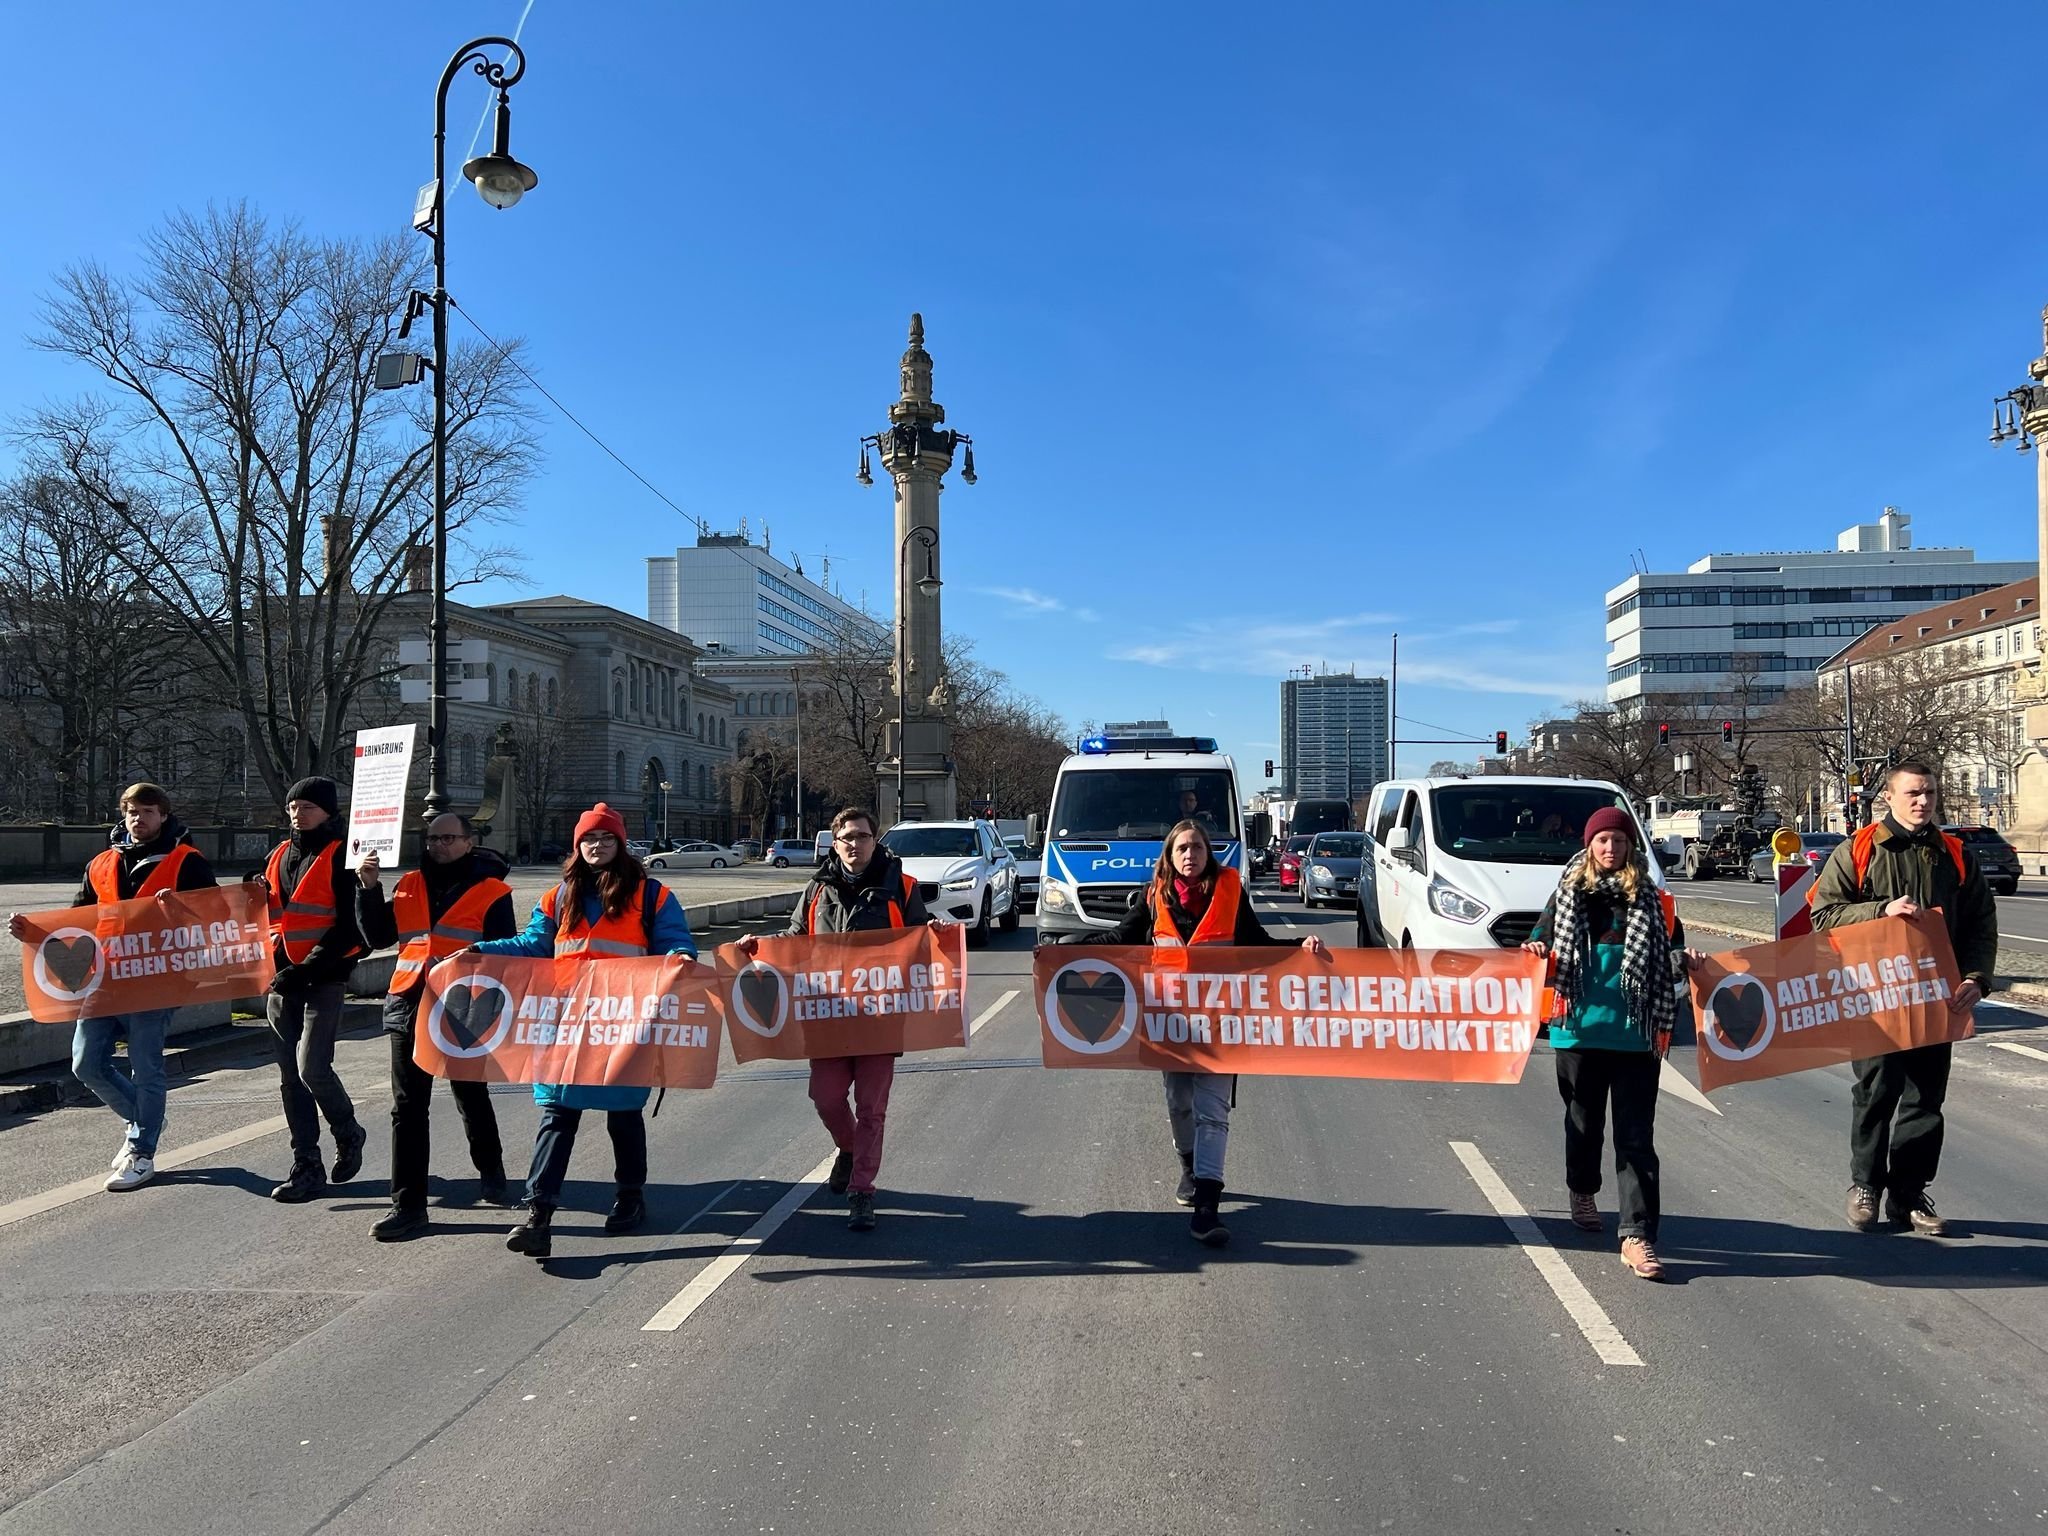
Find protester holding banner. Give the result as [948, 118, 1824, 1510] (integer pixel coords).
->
[259, 777, 369, 1204]
[1053, 817, 1326, 1246]
[355, 815, 517, 1241]
[475, 802, 697, 1260]
[734, 805, 937, 1233]
[1523, 806, 1700, 1281]
[1808, 760, 1995, 1237]
[6, 782, 217, 1192]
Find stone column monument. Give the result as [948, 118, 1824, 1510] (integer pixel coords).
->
[860, 314, 977, 826]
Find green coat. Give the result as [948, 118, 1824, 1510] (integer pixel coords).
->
[1529, 887, 1685, 1053]
[1807, 821, 1997, 990]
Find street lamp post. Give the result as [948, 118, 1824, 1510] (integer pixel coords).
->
[894, 525, 941, 822]
[659, 780, 672, 842]
[790, 666, 805, 842]
[419, 37, 538, 818]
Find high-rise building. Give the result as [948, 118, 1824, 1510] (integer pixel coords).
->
[1281, 672, 1390, 800]
[647, 530, 881, 657]
[1605, 509, 2033, 707]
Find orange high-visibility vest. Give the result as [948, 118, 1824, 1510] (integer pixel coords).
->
[266, 841, 362, 964]
[804, 871, 918, 933]
[543, 880, 653, 961]
[1807, 823, 1968, 910]
[389, 869, 512, 995]
[1542, 886, 1678, 1020]
[1153, 866, 1245, 947]
[87, 843, 194, 903]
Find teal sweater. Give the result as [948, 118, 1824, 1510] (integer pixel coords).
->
[1529, 887, 1683, 1053]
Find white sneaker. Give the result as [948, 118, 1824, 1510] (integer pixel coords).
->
[105, 1153, 156, 1192]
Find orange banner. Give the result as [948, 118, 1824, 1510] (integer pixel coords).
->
[1035, 944, 1545, 1081]
[19, 883, 273, 1023]
[712, 924, 967, 1062]
[1690, 912, 1974, 1092]
[416, 953, 724, 1089]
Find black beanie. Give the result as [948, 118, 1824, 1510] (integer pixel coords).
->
[285, 776, 341, 818]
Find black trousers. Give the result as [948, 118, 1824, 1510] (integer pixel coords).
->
[1555, 1047, 1661, 1240]
[1850, 1042, 1952, 1197]
[388, 1026, 504, 1211]
[525, 1106, 647, 1207]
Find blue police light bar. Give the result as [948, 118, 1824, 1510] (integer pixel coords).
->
[1079, 734, 1220, 754]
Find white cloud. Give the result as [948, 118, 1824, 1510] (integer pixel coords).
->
[975, 586, 1099, 622]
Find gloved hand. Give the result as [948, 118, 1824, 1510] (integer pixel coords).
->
[269, 963, 313, 996]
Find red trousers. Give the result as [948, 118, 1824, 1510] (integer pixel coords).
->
[808, 1054, 895, 1194]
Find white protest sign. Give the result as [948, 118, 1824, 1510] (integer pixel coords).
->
[346, 723, 417, 870]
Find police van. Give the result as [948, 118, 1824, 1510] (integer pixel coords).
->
[1030, 733, 1247, 939]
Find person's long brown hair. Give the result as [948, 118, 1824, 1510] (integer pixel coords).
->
[558, 844, 647, 927]
[1151, 819, 1218, 900]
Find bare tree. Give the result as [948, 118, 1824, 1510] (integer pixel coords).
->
[508, 679, 583, 856]
[23, 203, 534, 812]
[1543, 701, 1676, 804]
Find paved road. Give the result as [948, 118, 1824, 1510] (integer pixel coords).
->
[3, 892, 2048, 1533]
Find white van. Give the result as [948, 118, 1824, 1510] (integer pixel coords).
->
[1356, 775, 1661, 950]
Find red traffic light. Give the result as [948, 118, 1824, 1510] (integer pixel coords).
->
[1494, 731, 1509, 754]
[1657, 723, 1670, 747]
[1721, 720, 1734, 744]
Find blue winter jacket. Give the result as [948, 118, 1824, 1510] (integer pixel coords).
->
[473, 879, 698, 1111]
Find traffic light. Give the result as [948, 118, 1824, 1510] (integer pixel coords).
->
[1721, 720, 1734, 745]
[1494, 731, 1509, 755]
[1657, 723, 1670, 748]
[1263, 759, 1274, 779]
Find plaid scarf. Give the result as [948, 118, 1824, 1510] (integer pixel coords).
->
[1548, 852, 1676, 1040]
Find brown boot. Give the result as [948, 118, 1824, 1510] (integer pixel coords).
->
[1620, 1236, 1665, 1281]
[1886, 1189, 1948, 1237]
[1845, 1184, 1881, 1231]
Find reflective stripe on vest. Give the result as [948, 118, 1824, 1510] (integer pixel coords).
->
[1807, 823, 1968, 910]
[87, 843, 194, 904]
[804, 872, 917, 934]
[544, 880, 653, 960]
[389, 870, 513, 995]
[266, 841, 360, 964]
[1152, 866, 1244, 947]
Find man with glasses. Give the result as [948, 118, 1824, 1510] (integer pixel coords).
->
[736, 806, 933, 1231]
[355, 813, 518, 1240]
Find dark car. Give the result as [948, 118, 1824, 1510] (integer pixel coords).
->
[1945, 825, 2022, 895]
[1301, 831, 1365, 907]
[1277, 835, 1311, 892]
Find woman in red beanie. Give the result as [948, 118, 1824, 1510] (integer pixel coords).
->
[1523, 805, 1702, 1280]
[473, 802, 699, 1260]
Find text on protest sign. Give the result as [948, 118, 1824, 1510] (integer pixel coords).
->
[346, 723, 417, 870]
[20, 883, 274, 1024]
[1690, 911, 1974, 1093]
[712, 923, 967, 1063]
[1035, 944, 1545, 1082]
[416, 952, 723, 1089]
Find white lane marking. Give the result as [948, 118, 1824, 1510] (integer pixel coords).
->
[0, 1112, 290, 1231]
[1989, 1040, 2048, 1063]
[1997, 932, 2048, 946]
[1450, 1140, 1643, 1369]
[1658, 1058, 1723, 1116]
[969, 988, 1018, 1038]
[641, 1150, 838, 1332]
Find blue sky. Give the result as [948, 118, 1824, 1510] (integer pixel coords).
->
[3, 5, 2043, 780]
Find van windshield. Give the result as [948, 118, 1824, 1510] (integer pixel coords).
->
[1050, 769, 1239, 842]
[1429, 785, 1631, 866]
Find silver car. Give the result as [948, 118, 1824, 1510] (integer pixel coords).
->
[1301, 831, 1366, 908]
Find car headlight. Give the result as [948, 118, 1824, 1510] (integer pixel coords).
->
[942, 876, 977, 891]
[1041, 883, 1074, 913]
[1310, 864, 1331, 880]
[1427, 878, 1489, 924]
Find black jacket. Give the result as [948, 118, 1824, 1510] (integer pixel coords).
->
[266, 823, 364, 988]
[358, 847, 518, 1031]
[1064, 878, 1287, 946]
[784, 849, 932, 934]
[71, 817, 218, 905]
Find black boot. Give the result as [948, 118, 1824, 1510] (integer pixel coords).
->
[1174, 1152, 1197, 1207]
[371, 1204, 428, 1242]
[1189, 1178, 1230, 1247]
[605, 1188, 646, 1233]
[847, 1190, 877, 1232]
[827, 1149, 854, 1196]
[270, 1160, 325, 1203]
[505, 1202, 554, 1258]
[330, 1122, 368, 1185]
[477, 1168, 513, 1207]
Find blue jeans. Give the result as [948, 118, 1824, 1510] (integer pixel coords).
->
[72, 1009, 174, 1157]
[1163, 1071, 1233, 1182]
